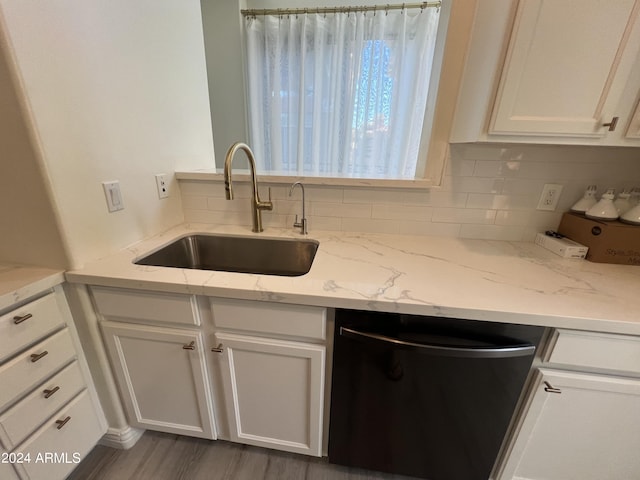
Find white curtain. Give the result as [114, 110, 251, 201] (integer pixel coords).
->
[245, 7, 440, 179]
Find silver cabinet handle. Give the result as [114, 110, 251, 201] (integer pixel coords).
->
[13, 313, 33, 324]
[602, 116, 619, 131]
[55, 416, 71, 430]
[211, 343, 224, 353]
[543, 381, 562, 394]
[182, 341, 196, 350]
[30, 351, 49, 362]
[43, 386, 60, 399]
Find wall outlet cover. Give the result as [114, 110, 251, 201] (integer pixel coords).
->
[155, 174, 170, 199]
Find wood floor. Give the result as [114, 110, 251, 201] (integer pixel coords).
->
[68, 431, 418, 480]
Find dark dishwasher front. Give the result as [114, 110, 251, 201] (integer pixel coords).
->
[328, 309, 544, 480]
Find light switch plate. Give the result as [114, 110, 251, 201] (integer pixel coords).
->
[102, 181, 124, 212]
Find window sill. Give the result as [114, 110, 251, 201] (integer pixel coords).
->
[175, 169, 440, 189]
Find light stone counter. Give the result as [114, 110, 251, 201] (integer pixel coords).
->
[65, 223, 640, 335]
[0, 264, 65, 311]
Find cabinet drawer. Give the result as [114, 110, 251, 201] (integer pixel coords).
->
[0, 362, 85, 449]
[0, 293, 66, 364]
[546, 329, 640, 375]
[0, 448, 20, 480]
[211, 298, 326, 340]
[14, 390, 103, 480]
[0, 329, 75, 410]
[92, 286, 200, 326]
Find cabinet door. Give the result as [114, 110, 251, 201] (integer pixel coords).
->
[499, 368, 640, 480]
[101, 322, 216, 439]
[491, 0, 640, 137]
[214, 332, 324, 456]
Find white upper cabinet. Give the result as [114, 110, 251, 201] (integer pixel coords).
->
[452, 0, 640, 146]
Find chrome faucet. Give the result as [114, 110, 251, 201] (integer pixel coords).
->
[223, 142, 272, 233]
[289, 181, 308, 235]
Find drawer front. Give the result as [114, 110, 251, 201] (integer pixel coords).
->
[211, 297, 326, 340]
[0, 448, 20, 480]
[0, 293, 66, 364]
[546, 329, 640, 375]
[92, 286, 200, 326]
[0, 329, 75, 410]
[0, 362, 85, 450]
[14, 390, 103, 480]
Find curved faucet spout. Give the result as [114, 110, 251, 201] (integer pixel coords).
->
[223, 142, 273, 232]
[289, 181, 308, 235]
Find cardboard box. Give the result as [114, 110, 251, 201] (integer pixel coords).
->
[557, 212, 640, 265]
[535, 232, 588, 258]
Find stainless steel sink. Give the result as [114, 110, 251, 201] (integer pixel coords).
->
[134, 234, 319, 277]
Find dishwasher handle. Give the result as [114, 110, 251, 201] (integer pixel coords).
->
[340, 326, 535, 359]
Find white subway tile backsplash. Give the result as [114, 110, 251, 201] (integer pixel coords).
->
[372, 204, 433, 221]
[305, 216, 342, 231]
[494, 210, 532, 226]
[181, 195, 208, 211]
[467, 193, 538, 210]
[342, 217, 401, 234]
[448, 176, 505, 194]
[313, 202, 372, 218]
[473, 160, 521, 178]
[179, 144, 640, 241]
[180, 180, 224, 197]
[343, 188, 403, 205]
[432, 208, 496, 224]
[397, 221, 461, 237]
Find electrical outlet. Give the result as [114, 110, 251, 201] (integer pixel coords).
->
[102, 181, 124, 212]
[155, 173, 170, 199]
[537, 183, 563, 211]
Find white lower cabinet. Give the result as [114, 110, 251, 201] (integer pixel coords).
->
[499, 333, 640, 480]
[101, 321, 216, 439]
[14, 390, 103, 480]
[0, 285, 106, 480]
[214, 332, 325, 456]
[92, 288, 329, 457]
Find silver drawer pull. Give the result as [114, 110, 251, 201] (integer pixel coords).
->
[30, 351, 49, 363]
[602, 116, 619, 132]
[55, 416, 71, 430]
[43, 386, 60, 399]
[182, 341, 196, 350]
[211, 343, 224, 353]
[544, 381, 562, 394]
[13, 313, 33, 324]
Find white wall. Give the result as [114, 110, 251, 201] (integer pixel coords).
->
[179, 143, 640, 241]
[0, 41, 69, 268]
[0, 0, 215, 269]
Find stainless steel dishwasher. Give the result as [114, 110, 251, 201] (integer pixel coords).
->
[328, 309, 544, 480]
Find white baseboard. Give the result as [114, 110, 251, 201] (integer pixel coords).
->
[99, 426, 145, 450]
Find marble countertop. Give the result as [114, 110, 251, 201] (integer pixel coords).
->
[65, 223, 640, 335]
[0, 264, 65, 311]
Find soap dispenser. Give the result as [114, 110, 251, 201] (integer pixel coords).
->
[570, 185, 598, 213]
[585, 188, 619, 221]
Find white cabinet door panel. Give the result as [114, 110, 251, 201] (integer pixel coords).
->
[214, 332, 324, 456]
[500, 368, 640, 480]
[491, 0, 640, 137]
[101, 321, 216, 439]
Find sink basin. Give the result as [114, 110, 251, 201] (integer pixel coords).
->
[134, 234, 319, 277]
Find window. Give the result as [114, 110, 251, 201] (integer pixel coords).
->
[243, 3, 443, 180]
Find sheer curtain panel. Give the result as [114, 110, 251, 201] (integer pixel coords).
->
[245, 7, 440, 179]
